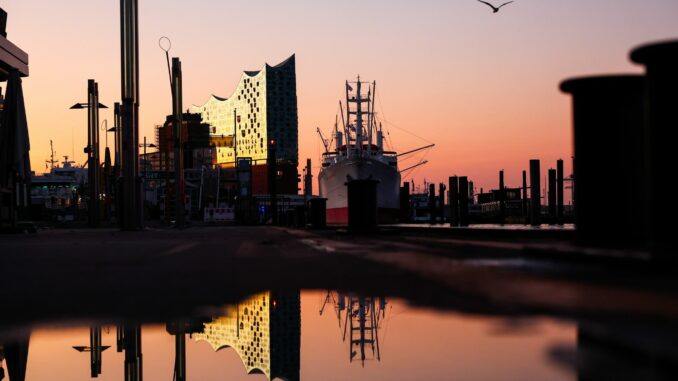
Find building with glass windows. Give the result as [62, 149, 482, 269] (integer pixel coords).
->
[190, 55, 298, 194]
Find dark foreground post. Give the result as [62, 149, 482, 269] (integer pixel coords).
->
[561, 75, 646, 245]
[459, 177, 469, 227]
[529, 160, 541, 226]
[632, 41, 678, 257]
[347, 179, 379, 232]
[428, 183, 436, 224]
[499, 170, 505, 223]
[119, 0, 142, 230]
[171, 57, 185, 228]
[86, 80, 101, 228]
[268, 139, 278, 225]
[308, 198, 327, 229]
[449, 176, 459, 227]
[522, 170, 528, 222]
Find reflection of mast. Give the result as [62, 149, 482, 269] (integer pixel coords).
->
[72, 326, 110, 377]
[320, 292, 388, 366]
[166, 319, 210, 381]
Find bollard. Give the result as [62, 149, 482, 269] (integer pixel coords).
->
[522, 170, 528, 221]
[308, 198, 327, 229]
[347, 179, 379, 232]
[561, 75, 646, 246]
[499, 170, 505, 223]
[557, 159, 564, 224]
[529, 160, 541, 226]
[631, 41, 678, 256]
[459, 177, 469, 227]
[399, 183, 410, 223]
[548, 169, 557, 223]
[428, 184, 436, 224]
[438, 183, 446, 224]
[449, 176, 459, 227]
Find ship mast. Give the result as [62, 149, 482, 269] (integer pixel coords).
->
[46, 140, 58, 170]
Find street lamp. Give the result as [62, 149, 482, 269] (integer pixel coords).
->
[139, 136, 157, 180]
[70, 80, 108, 228]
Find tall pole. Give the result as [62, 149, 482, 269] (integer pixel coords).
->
[120, 0, 141, 230]
[449, 176, 459, 227]
[530, 160, 541, 226]
[172, 57, 185, 228]
[86, 80, 101, 228]
[557, 159, 564, 224]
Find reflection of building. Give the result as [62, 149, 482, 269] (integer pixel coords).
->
[195, 292, 300, 381]
[190, 55, 299, 194]
[320, 292, 388, 366]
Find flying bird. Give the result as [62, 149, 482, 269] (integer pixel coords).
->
[477, 0, 514, 13]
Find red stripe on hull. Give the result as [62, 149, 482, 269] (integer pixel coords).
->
[327, 207, 400, 225]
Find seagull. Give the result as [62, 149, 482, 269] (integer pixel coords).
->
[477, 0, 514, 13]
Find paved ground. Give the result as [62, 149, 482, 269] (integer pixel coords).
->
[2, 225, 677, 328]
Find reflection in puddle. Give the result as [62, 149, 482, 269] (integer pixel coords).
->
[1, 291, 579, 380]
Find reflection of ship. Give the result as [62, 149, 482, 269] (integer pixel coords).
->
[320, 292, 388, 366]
[195, 292, 300, 381]
[318, 78, 401, 224]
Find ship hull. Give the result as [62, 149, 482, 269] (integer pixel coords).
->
[319, 158, 401, 225]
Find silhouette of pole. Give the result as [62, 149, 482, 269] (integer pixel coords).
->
[499, 170, 505, 223]
[399, 182, 410, 223]
[119, 0, 142, 230]
[172, 57, 185, 228]
[529, 160, 541, 226]
[459, 177, 469, 227]
[428, 183, 435, 224]
[87, 80, 101, 228]
[561, 75, 646, 245]
[632, 41, 678, 256]
[522, 170, 528, 221]
[449, 176, 459, 227]
[548, 168, 557, 223]
[438, 183, 446, 223]
[557, 159, 564, 224]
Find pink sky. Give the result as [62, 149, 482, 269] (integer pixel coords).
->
[2, 0, 677, 194]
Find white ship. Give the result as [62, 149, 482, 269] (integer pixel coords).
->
[318, 78, 401, 224]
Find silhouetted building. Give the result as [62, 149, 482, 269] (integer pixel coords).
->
[190, 55, 299, 194]
[195, 292, 300, 381]
[156, 113, 212, 172]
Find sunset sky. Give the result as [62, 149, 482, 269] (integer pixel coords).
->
[3, 0, 677, 194]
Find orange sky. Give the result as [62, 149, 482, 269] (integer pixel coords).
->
[2, 0, 677, 194]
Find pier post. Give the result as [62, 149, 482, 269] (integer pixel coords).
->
[561, 75, 645, 246]
[438, 183, 446, 223]
[548, 168, 556, 224]
[449, 176, 459, 227]
[561, 75, 646, 245]
[557, 159, 564, 224]
[529, 160, 541, 226]
[499, 170, 505, 223]
[631, 41, 678, 257]
[428, 184, 436, 224]
[459, 177, 469, 227]
[171, 57, 185, 228]
[522, 170, 528, 222]
[399, 182, 410, 223]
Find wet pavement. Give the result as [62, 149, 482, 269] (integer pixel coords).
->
[1, 225, 677, 380]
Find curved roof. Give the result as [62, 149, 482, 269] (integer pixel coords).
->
[192, 54, 295, 108]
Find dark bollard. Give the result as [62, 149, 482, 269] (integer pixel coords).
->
[459, 177, 469, 227]
[294, 205, 307, 228]
[308, 198, 327, 229]
[428, 184, 436, 224]
[557, 159, 564, 224]
[347, 179, 379, 232]
[449, 176, 459, 227]
[529, 160, 541, 226]
[399, 183, 410, 223]
[548, 169, 557, 223]
[522, 170, 528, 221]
[499, 170, 506, 223]
[631, 41, 678, 256]
[438, 183, 446, 223]
[561, 75, 646, 246]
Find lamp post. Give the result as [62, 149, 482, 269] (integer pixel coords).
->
[139, 137, 157, 181]
[70, 80, 108, 228]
